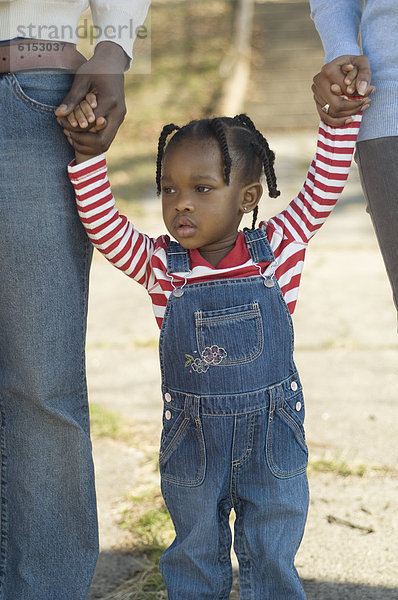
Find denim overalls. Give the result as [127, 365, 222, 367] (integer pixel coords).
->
[158, 229, 309, 600]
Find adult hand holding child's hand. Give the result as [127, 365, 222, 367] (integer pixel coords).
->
[55, 41, 127, 156]
[312, 54, 375, 126]
[62, 93, 107, 163]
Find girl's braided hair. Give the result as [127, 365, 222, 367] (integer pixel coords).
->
[156, 114, 280, 229]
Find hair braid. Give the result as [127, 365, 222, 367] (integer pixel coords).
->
[262, 152, 280, 199]
[210, 118, 232, 185]
[234, 113, 280, 200]
[251, 141, 280, 200]
[233, 113, 257, 131]
[250, 206, 259, 230]
[156, 123, 180, 195]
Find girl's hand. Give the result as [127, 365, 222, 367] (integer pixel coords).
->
[63, 115, 108, 164]
[59, 92, 106, 131]
[64, 91, 98, 129]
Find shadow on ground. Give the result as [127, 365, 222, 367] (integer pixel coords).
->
[88, 549, 398, 600]
[87, 549, 142, 599]
[302, 579, 398, 600]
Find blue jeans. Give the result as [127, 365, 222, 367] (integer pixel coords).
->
[159, 231, 309, 599]
[159, 384, 309, 600]
[0, 73, 97, 599]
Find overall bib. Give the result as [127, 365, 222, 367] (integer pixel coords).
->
[158, 229, 309, 600]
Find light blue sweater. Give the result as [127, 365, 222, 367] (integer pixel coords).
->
[310, 0, 398, 142]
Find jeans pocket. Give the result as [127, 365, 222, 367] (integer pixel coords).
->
[159, 407, 206, 487]
[266, 390, 308, 479]
[195, 302, 263, 366]
[10, 72, 74, 112]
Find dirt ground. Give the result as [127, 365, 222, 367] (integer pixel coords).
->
[85, 132, 398, 600]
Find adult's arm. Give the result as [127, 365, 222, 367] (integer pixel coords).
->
[55, 0, 151, 154]
[310, 0, 372, 125]
[310, 0, 363, 62]
[90, 0, 151, 61]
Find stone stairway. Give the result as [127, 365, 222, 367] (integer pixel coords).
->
[244, 0, 325, 130]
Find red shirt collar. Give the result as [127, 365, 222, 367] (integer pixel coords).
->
[189, 232, 250, 270]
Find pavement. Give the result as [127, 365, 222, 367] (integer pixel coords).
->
[85, 133, 398, 599]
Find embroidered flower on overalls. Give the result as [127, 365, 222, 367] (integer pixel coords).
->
[202, 345, 227, 365]
[191, 358, 210, 373]
[185, 345, 227, 373]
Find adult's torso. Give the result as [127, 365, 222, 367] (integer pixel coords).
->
[0, 0, 89, 45]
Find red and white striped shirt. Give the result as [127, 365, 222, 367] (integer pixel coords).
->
[68, 116, 361, 328]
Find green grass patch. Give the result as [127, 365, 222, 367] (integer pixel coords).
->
[120, 489, 174, 559]
[103, 569, 167, 600]
[108, 488, 173, 598]
[133, 338, 159, 349]
[308, 457, 398, 478]
[89, 403, 134, 443]
[308, 457, 368, 478]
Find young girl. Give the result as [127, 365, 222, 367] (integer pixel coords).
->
[65, 109, 361, 599]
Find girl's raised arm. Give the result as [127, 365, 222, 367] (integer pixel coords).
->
[268, 114, 362, 247]
[68, 154, 165, 291]
[262, 115, 361, 314]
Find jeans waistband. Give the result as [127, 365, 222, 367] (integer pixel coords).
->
[161, 372, 302, 416]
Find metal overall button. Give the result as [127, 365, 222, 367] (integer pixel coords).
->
[172, 287, 184, 297]
[264, 277, 274, 288]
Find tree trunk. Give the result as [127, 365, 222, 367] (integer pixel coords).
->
[220, 0, 255, 115]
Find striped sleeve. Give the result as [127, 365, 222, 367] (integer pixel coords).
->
[68, 154, 162, 291]
[270, 115, 362, 245]
[264, 114, 362, 314]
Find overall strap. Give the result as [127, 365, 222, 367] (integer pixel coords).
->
[167, 240, 190, 273]
[243, 228, 275, 264]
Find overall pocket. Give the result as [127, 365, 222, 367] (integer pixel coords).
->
[159, 404, 206, 487]
[195, 302, 263, 366]
[266, 387, 308, 479]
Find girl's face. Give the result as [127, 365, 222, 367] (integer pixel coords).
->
[161, 137, 252, 267]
